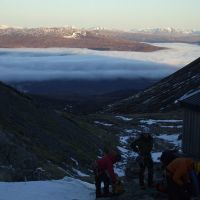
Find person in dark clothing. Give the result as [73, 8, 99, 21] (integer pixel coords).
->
[131, 127, 154, 189]
[94, 150, 121, 198]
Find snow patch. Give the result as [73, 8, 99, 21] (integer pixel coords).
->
[71, 158, 79, 166]
[179, 89, 200, 101]
[115, 116, 133, 121]
[114, 165, 125, 177]
[156, 134, 181, 147]
[160, 125, 182, 128]
[117, 146, 129, 154]
[0, 177, 95, 200]
[119, 136, 131, 145]
[63, 31, 87, 39]
[115, 128, 139, 177]
[94, 121, 113, 127]
[140, 119, 182, 125]
[152, 152, 162, 162]
[72, 168, 90, 177]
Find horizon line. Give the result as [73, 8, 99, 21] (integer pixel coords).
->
[1, 24, 200, 31]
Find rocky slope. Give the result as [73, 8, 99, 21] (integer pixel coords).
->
[89, 112, 183, 200]
[0, 81, 116, 181]
[0, 27, 163, 51]
[105, 57, 200, 114]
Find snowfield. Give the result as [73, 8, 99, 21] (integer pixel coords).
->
[0, 177, 95, 200]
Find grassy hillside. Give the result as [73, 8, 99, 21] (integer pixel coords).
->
[0, 82, 117, 181]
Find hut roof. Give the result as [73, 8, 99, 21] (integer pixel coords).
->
[179, 89, 200, 111]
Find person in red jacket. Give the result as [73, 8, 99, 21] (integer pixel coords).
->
[94, 150, 121, 198]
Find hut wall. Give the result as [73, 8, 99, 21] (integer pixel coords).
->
[183, 108, 200, 158]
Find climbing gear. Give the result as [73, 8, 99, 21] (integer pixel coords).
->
[195, 161, 200, 173]
[113, 179, 125, 195]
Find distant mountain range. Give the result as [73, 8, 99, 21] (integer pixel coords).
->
[105, 57, 200, 114]
[1, 25, 200, 49]
[1, 25, 199, 35]
[0, 25, 163, 51]
[92, 29, 200, 44]
[130, 27, 200, 35]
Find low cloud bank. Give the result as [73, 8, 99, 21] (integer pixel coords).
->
[0, 43, 199, 82]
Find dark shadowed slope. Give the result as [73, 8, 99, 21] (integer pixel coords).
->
[106, 57, 200, 114]
[0, 81, 115, 181]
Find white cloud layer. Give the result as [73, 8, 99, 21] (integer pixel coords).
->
[0, 43, 199, 82]
[80, 43, 200, 67]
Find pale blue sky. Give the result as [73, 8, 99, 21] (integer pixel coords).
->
[1, 0, 199, 29]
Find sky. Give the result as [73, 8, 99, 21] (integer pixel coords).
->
[0, 0, 200, 30]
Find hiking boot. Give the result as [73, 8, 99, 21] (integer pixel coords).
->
[140, 185, 146, 190]
[96, 192, 102, 198]
[148, 183, 154, 188]
[102, 192, 113, 197]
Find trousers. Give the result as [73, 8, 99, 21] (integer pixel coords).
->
[138, 156, 154, 186]
[95, 172, 110, 197]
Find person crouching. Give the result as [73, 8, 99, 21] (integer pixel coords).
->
[94, 150, 121, 198]
[166, 157, 194, 200]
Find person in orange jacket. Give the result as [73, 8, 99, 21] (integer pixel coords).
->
[166, 157, 194, 200]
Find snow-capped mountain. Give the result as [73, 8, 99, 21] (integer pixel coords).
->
[105, 57, 200, 114]
[1, 25, 200, 48]
[92, 27, 200, 43]
[1, 25, 199, 35]
[0, 25, 10, 29]
[0, 25, 23, 29]
[130, 27, 200, 35]
[0, 26, 164, 51]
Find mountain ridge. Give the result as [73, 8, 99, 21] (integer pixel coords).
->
[0, 26, 163, 51]
[105, 57, 200, 114]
